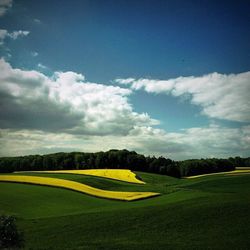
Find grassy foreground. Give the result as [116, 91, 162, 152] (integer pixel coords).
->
[0, 171, 249, 249]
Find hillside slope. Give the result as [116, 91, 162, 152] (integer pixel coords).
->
[0, 171, 249, 249]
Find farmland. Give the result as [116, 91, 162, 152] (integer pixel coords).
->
[0, 174, 158, 201]
[16, 169, 146, 184]
[0, 169, 250, 249]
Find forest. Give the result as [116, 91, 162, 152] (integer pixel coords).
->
[0, 149, 249, 177]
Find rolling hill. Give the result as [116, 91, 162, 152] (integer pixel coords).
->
[0, 170, 249, 249]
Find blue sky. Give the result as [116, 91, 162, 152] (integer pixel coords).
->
[0, 0, 250, 159]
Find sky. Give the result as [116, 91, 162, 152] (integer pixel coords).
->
[0, 0, 250, 160]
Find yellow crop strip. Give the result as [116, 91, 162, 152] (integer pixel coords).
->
[17, 169, 145, 184]
[225, 169, 250, 175]
[0, 175, 159, 201]
[184, 169, 250, 179]
[184, 171, 234, 179]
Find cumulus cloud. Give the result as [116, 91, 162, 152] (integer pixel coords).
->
[115, 72, 250, 122]
[0, 0, 12, 17]
[0, 29, 30, 44]
[0, 58, 158, 136]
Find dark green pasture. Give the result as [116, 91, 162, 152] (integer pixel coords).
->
[0, 171, 249, 249]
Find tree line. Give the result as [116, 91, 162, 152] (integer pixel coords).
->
[0, 149, 249, 177]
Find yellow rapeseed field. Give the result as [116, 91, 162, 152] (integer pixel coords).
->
[225, 169, 250, 176]
[184, 169, 250, 179]
[18, 169, 145, 184]
[0, 175, 159, 201]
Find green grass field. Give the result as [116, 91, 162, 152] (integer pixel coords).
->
[0, 171, 249, 249]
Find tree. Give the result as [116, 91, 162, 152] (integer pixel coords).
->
[0, 215, 24, 249]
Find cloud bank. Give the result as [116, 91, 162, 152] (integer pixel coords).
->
[0, 124, 249, 159]
[116, 72, 250, 122]
[0, 58, 249, 159]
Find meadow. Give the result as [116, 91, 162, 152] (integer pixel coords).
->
[0, 169, 249, 249]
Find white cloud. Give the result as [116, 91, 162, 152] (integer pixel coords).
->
[116, 72, 250, 122]
[7, 30, 30, 39]
[0, 29, 30, 45]
[0, 29, 7, 44]
[115, 78, 175, 93]
[126, 124, 250, 159]
[31, 51, 38, 57]
[114, 78, 135, 84]
[37, 63, 47, 69]
[0, 58, 158, 136]
[163, 125, 249, 159]
[0, 29, 7, 38]
[1, 124, 249, 159]
[0, 0, 12, 17]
